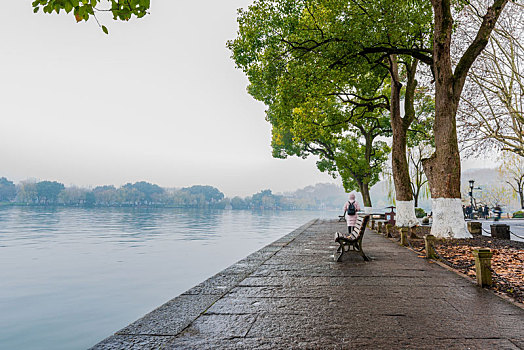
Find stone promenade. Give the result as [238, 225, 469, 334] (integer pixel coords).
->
[92, 219, 524, 349]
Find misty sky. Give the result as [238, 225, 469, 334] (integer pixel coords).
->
[0, 1, 495, 197]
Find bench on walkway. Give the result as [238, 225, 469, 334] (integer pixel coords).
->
[334, 215, 370, 262]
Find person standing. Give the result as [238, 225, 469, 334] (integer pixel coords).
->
[483, 205, 489, 219]
[344, 193, 361, 235]
[465, 205, 472, 220]
[494, 204, 502, 221]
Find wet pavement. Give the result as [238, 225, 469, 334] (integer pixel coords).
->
[91, 219, 524, 349]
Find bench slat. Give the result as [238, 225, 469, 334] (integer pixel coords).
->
[351, 216, 368, 239]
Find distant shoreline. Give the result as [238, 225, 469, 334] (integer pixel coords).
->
[0, 202, 340, 211]
[0, 179, 351, 211]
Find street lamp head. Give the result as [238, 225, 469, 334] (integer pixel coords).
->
[469, 179, 474, 188]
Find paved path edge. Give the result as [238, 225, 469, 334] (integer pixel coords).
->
[90, 219, 319, 349]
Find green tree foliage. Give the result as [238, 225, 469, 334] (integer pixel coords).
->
[228, 0, 432, 205]
[251, 189, 281, 209]
[318, 136, 390, 206]
[32, 0, 151, 33]
[270, 100, 391, 207]
[16, 181, 38, 203]
[180, 185, 224, 203]
[230, 196, 247, 210]
[93, 185, 118, 205]
[85, 191, 96, 206]
[36, 181, 65, 204]
[290, 183, 348, 209]
[415, 207, 426, 218]
[230, 0, 511, 226]
[0, 177, 17, 202]
[58, 186, 89, 205]
[229, 0, 433, 85]
[118, 184, 145, 205]
[122, 181, 164, 204]
[7, 178, 350, 210]
[268, 72, 391, 207]
[228, 0, 432, 111]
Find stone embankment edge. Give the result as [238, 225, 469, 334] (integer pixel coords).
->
[90, 219, 318, 349]
[374, 230, 524, 311]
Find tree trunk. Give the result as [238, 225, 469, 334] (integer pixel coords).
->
[359, 182, 372, 211]
[425, 0, 507, 238]
[390, 55, 412, 202]
[422, 1, 470, 238]
[389, 55, 419, 227]
[520, 190, 524, 209]
[357, 132, 374, 213]
[426, 0, 507, 238]
[423, 0, 509, 238]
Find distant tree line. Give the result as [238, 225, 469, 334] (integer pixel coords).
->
[0, 177, 346, 210]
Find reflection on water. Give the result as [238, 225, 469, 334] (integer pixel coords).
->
[0, 206, 336, 350]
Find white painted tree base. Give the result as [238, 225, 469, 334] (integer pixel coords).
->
[430, 198, 471, 238]
[395, 200, 419, 227]
[364, 206, 373, 214]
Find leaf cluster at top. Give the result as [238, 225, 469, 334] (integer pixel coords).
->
[32, 0, 150, 33]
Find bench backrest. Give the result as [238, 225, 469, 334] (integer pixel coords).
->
[349, 215, 370, 240]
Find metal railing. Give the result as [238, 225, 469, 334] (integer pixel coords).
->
[405, 234, 425, 253]
[510, 230, 524, 240]
[481, 226, 524, 240]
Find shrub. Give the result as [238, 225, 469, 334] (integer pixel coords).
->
[512, 211, 524, 218]
[415, 207, 426, 218]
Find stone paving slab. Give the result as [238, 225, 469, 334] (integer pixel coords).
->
[93, 335, 176, 350]
[239, 275, 471, 287]
[226, 284, 484, 300]
[204, 295, 463, 318]
[181, 273, 247, 296]
[164, 337, 522, 350]
[115, 294, 219, 336]
[92, 219, 524, 349]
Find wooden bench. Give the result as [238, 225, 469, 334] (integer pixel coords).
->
[334, 215, 370, 262]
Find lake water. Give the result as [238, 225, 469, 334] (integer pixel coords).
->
[0, 206, 337, 350]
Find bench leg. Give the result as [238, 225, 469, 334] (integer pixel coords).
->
[334, 242, 345, 262]
[335, 240, 369, 262]
[359, 248, 370, 261]
[334, 249, 343, 262]
[355, 242, 370, 261]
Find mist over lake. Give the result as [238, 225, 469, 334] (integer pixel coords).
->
[0, 206, 336, 350]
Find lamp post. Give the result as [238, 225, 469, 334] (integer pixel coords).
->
[469, 179, 475, 209]
[468, 180, 482, 219]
